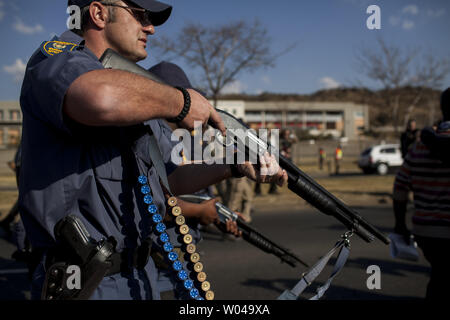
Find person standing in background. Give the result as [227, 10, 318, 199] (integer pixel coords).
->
[393, 88, 450, 300]
[400, 119, 419, 159]
[319, 147, 326, 170]
[334, 145, 343, 175]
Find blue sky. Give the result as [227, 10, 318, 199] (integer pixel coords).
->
[0, 0, 449, 100]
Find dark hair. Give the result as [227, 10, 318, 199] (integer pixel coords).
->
[406, 118, 416, 130]
[72, 0, 119, 36]
[441, 87, 450, 121]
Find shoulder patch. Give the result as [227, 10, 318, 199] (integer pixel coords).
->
[40, 40, 79, 57]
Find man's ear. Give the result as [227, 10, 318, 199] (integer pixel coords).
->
[89, 2, 110, 29]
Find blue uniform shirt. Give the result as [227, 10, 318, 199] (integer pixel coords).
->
[19, 31, 178, 300]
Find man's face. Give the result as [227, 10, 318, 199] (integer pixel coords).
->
[103, 1, 154, 62]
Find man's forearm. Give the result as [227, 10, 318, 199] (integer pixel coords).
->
[393, 199, 408, 231]
[175, 198, 202, 219]
[64, 69, 184, 127]
[168, 164, 233, 196]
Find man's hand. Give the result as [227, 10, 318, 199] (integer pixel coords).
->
[236, 153, 288, 187]
[198, 198, 242, 238]
[179, 89, 226, 135]
[394, 224, 412, 244]
[214, 212, 243, 238]
[198, 199, 220, 226]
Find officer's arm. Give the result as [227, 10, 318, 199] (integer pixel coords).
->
[174, 198, 219, 225]
[64, 69, 184, 126]
[168, 164, 233, 196]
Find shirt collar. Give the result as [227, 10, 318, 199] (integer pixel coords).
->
[59, 30, 85, 46]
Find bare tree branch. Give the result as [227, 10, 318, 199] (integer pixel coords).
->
[151, 19, 295, 106]
[355, 38, 450, 133]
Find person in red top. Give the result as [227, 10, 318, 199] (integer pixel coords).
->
[393, 87, 450, 300]
[334, 145, 343, 175]
[318, 147, 326, 170]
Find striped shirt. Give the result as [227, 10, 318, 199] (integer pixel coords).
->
[393, 129, 450, 239]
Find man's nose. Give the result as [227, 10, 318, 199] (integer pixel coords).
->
[143, 24, 155, 35]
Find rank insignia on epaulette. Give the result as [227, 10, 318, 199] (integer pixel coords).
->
[40, 40, 78, 57]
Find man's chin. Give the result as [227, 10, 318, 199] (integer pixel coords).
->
[134, 50, 148, 62]
[122, 52, 147, 63]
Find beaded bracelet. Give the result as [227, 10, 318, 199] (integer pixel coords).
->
[167, 87, 191, 123]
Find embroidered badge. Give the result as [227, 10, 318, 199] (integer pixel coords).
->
[40, 40, 78, 57]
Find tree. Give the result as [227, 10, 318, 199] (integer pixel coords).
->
[152, 20, 294, 106]
[355, 38, 450, 133]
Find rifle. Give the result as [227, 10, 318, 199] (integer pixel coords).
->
[179, 194, 308, 268]
[216, 111, 391, 245]
[100, 48, 390, 245]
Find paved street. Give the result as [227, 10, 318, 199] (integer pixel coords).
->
[0, 197, 429, 300]
[196, 200, 429, 300]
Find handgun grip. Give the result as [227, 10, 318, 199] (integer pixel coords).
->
[54, 215, 96, 262]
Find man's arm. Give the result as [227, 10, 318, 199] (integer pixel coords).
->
[168, 164, 233, 196]
[173, 198, 241, 236]
[392, 163, 412, 242]
[64, 69, 225, 132]
[168, 156, 288, 196]
[393, 200, 409, 235]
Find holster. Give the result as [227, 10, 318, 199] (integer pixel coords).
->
[41, 215, 115, 300]
[41, 215, 153, 300]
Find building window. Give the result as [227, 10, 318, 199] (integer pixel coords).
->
[287, 112, 302, 122]
[265, 111, 282, 123]
[0, 110, 4, 121]
[326, 122, 336, 130]
[10, 110, 20, 121]
[354, 111, 364, 119]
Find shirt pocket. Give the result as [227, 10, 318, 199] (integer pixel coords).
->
[90, 144, 124, 181]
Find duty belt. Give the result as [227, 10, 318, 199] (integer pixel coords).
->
[106, 242, 153, 276]
[44, 242, 153, 278]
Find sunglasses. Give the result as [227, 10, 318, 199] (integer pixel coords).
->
[103, 1, 153, 27]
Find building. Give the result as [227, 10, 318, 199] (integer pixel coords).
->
[0, 99, 369, 146]
[213, 100, 369, 140]
[0, 101, 22, 148]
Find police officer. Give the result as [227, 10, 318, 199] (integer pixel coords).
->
[19, 0, 287, 300]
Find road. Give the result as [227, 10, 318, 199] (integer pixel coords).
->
[0, 198, 429, 301]
[197, 201, 429, 300]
